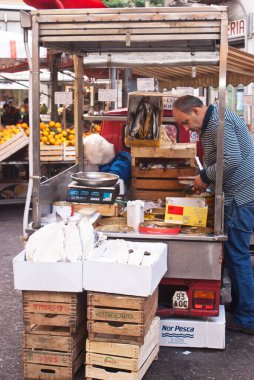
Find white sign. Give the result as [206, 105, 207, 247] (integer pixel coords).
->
[137, 78, 155, 91]
[228, 19, 245, 39]
[163, 96, 178, 110]
[98, 89, 117, 102]
[54, 91, 73, 106]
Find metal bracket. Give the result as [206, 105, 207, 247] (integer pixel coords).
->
[126, 30, 131, 47]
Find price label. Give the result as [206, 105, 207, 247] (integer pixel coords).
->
[137, 78, 155, 91]
[54, 92, 73, 106]
[98, 89, 117, 102]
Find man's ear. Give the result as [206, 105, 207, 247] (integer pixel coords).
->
[191, 107, 201, 116]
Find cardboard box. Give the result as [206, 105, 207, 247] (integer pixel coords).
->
[160, 305, 225, 349]
[83, 242, 167, 297]
[13, 251, 83, 292]
[165, 197, 208, 227]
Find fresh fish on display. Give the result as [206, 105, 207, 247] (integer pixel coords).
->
[129, 96, 159, 141]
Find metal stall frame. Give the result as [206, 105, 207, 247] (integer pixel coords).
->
[21, 6, 228, 238]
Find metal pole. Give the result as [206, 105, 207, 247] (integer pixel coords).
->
[122, 68, 132, 108]
[73, 55, 84, 172]
[214, 14, 228, 235]
[31, 15, 41, 228]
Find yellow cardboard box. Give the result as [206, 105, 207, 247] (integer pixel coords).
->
[165, 197, 208, 227]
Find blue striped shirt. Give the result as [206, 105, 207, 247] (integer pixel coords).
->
[200, 105, 254, 206]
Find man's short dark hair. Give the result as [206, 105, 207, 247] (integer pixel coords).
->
[23, 97, 29, 104]
[173, 95, 204, 114]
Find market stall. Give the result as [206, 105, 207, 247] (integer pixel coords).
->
[14, 5, 232, 379]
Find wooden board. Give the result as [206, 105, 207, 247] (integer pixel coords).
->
[85, 345, 159, 380]
[131, 166, 197, 178]
[132, 178, 186, 190]
[130, 189, 186, 201]
[73, 203, 119, 217]
[0, 130, 29, 161]
[131, 144, 196, 160]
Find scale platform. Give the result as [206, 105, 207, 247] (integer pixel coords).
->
[66, 181, 120, 204]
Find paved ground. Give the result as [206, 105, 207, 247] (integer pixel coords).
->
[1, 204, 254, 380]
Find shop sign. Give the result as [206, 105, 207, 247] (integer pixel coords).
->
[228, 19, 245, 39]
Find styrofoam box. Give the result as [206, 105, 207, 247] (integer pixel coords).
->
[160, 305, 225, 349]
[83, 241, 167, 297]
[13, 251, 83, 292]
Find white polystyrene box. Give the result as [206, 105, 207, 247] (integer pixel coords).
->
[13, 250, 83, 292]
[159, 305, 225, 349]
[83, 241, 167, 297]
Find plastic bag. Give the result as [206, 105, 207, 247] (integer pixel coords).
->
[83, 134, 115, 164]
[63, 220, 83, 262]
[99, 151, 131, 183]
[26, 222, 65, 262]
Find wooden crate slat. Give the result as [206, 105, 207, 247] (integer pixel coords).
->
[23, 291, 78, 303]
[88, 307, 144, 324]
[131, 190, 185, 201]
[0, 131, 29, 161]
[88, 321, 144, 337]
[132, 167, 197, 178]
[87, 292, 145, 310]
[131, 144, 196, 160]
[23, 301, 77, 315]
[23, 313, 79, 328]
[132, 178, 186, 190]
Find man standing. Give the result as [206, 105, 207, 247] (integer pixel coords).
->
[173, 95, 254, 335]
[1, 98, 21, 126]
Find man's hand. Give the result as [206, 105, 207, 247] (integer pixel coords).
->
[193, 174, 208, 191]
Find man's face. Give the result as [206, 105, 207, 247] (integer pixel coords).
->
[173, 107, 204, 132]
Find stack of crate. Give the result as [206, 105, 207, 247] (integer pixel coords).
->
[22, 291, 86, 380]
[85, 288, 160, 380]
[131, 144, 197, 201]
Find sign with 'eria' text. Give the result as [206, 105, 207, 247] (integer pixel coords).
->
[228, 19, 246, 39]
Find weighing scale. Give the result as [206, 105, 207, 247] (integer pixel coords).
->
[66, 181, 120, 204]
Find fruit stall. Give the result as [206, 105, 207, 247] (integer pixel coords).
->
[12, 5, 235, 380]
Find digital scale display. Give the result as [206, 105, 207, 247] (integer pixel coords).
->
[66, 182, 119, 204]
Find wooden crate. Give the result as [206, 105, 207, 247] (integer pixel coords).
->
[0, 129, 29, 161]
[23, 350, 84, 380]
[87, 288, 158, 345]
[64, 144, 75, 161]
[131, 144, 197, 200]
[85, 317, 160, 380]
[40, 143, 64, 161]
[73, 203, 119, 217]
[23, 291, 86, 335]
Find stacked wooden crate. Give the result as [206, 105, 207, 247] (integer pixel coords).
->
[131, 144, 197, 201]
[85, 289, 159, 380]
[22, 291, 86, 380]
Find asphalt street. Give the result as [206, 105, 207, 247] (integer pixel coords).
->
[0, 204, 254, 380]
